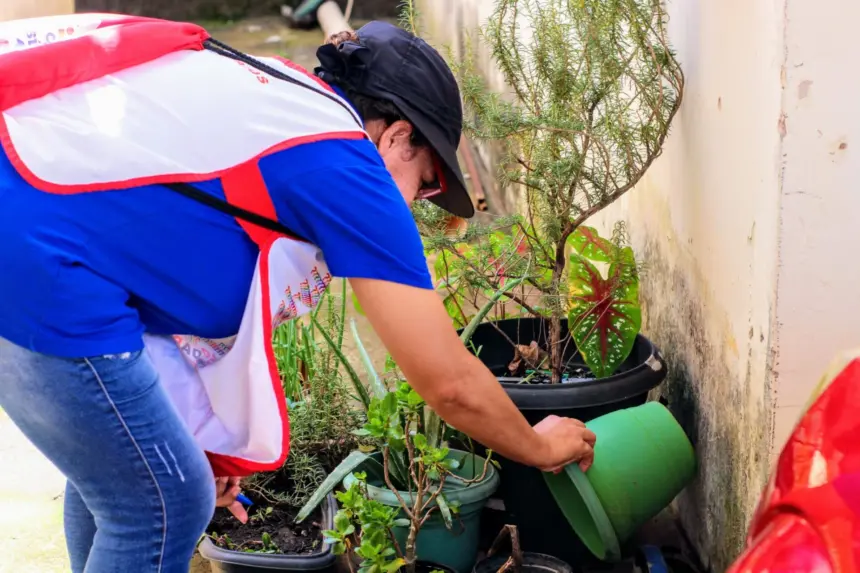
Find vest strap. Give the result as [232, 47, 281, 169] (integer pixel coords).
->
[163, 181, 306, 243]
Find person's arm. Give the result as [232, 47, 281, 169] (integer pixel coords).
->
[258, 139, 594, 470]
[351, 278, 596, 472]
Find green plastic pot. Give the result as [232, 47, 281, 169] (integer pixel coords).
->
[543, 401, 696, 562]
[343, 449, 499, 573]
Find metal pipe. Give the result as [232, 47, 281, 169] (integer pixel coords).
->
[316, 1, 352, 37]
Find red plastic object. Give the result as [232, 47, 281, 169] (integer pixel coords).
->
[727, 355, 860, 573]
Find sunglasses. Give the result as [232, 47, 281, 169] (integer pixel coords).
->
[416, 155, 448, 201]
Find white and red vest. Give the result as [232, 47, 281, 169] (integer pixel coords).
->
[0, 14, 368, 476]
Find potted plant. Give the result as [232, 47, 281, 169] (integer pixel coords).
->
[321, 383, 498, 573]
[298, 286, 529, 572]
[473, 525, 572, 573]
[198, 283, 365, 572]
[415, 0, 684, 561]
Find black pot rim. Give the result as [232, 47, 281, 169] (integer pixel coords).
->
[501, 333, 666, 409]
[416, 561, 457, 573]
[197, 493, 337, 570]
[462, 318, 667, 411]
[474, 551, 573, 573]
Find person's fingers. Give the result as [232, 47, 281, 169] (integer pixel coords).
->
[227, 501, 248, 524]
[578, 447, 595, 472]
[215, 484, 242, 508]
[582, 428, 597, 446]
[533, 415, 562, 434]
[214, 477, 228, 499]
[570, 418, 586, 428]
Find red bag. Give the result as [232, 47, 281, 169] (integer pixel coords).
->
[728, 352, 860, 573]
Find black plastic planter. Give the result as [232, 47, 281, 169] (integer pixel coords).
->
[198, 494, 338, 573]
[460, 317, 667, 565]
[474, 553, 573, 573]
[416, 563, 457, 573]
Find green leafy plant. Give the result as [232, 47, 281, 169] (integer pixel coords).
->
[420, 0, 683, 382]
[313, 382, 490, 573]
[283, 268, 521, 568]
[298, 285, 519, 572]
[324, 473, 408, 573]
[250, 506, 274, 523]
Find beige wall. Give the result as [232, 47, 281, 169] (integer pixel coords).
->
[590, 0, 784, 567]
[420, 0, 860, 570]
[0, 1, 74, 21]
[770, 0, 860, 458]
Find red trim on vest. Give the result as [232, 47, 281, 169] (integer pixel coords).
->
[0, 128, 367, 195]
[206, 235, 291, 477]
[207, 165, 291, 477]
[273, 55, 334, 93]
[0, 17, 209, 112]
[221, 161, 281, 246]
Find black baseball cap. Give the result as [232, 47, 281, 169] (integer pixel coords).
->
[315, 21, 475, 219]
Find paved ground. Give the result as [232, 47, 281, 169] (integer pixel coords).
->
[0, 409, 69, 573]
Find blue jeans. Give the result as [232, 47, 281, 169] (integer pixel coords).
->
[0, 337, 216, 572]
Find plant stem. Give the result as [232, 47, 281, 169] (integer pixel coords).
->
[548, 232, 572, 383]
[382, 448, 414, 520]
[404, 466, 424, 573]
[500, 290, 540, 317]
[447, 456, 492, 485]
[388, 529, 405, 560]
[460, 273, 528, 346]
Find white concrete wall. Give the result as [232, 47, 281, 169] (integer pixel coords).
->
[771, 0, 860, 456]
[590, 0, 785, 567]
[420, 0, 860, 569]
[0, 0, 75, 21]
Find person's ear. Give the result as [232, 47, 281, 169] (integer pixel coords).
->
[378, 120, 418, 160]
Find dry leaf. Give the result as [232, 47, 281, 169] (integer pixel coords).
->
[508, 341, 548, 373]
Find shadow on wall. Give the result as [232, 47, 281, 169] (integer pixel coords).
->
[74, 0, 400, 22]
[641, 231, 774, 573]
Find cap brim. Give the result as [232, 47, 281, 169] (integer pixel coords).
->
[389, 97, 475, 219]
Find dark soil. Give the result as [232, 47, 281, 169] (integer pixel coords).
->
[207, 468, 326, 555]
[208, 499, 324, 555]
[494, 338, 598, 384]
[497, 362, 596, 384]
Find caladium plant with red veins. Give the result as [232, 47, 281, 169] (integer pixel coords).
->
[567, 227, 641, 378]
[567, 226, 617, 263]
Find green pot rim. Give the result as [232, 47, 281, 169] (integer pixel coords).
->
[343, 448, 500, 509]
[545, 464, 622, 562]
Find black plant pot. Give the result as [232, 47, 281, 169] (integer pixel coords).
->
[416, 562, 457, 573]
[460, 318, 667, 566]
[474, 552, 573, 573]
[198, 494, 338, 573]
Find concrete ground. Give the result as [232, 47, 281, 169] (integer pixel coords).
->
[0, 409, 69, 573]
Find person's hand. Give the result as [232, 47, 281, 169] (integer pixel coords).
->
[532, 415, 597, 474]
[215, 476, 248, 524]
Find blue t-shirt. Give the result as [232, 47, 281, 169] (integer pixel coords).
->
[0, 116, 432, 357]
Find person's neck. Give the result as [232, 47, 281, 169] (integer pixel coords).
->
[329, 85, 364, 127]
